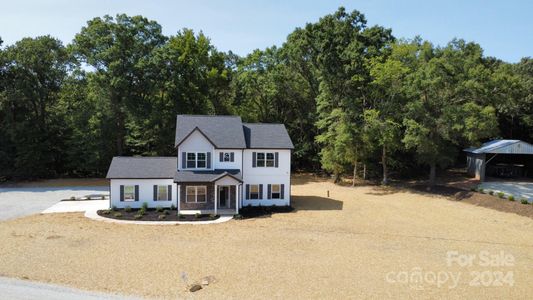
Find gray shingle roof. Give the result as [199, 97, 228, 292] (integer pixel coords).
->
[175, 115, 247, 148]
[106, 157, 177, 179]
[243, 123, 294, 149]
[174, 169, 242, 183]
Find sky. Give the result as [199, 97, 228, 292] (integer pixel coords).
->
[0, 0, 531, 63]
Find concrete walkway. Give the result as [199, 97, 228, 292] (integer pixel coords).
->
[84, 209, 233, 225]
[479, 181, 533, 203]
[42, 200, 108, 214]
[0, 276, 140, 300]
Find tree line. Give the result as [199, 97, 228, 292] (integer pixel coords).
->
[0, 8, 531, 185]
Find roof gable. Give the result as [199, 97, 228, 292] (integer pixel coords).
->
[175, 115, 246, 149]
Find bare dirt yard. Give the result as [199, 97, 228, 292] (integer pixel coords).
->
[0, 174, 532, 299]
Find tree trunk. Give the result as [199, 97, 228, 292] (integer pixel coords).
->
[382, 144, 388, 185]
[429, 161, 437, 186]
[333, 171, 341, 184]
[363, 164, 367, 180]
[352, 161, 357, 187]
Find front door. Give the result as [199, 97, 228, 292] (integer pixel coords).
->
[219, 186, 229, 208]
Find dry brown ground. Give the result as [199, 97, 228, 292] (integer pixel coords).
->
[0, 174, 532, 299]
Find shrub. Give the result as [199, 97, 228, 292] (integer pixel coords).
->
[470, 187, 477, 192]
[156, 206, 163, 212]
[521, 199, 529, 205]
[102, 209, 111, 215]
[124, 206, 132, 212]
[101, 195, 105, 200]
[209, 214, 217, 220]
[195, 213, 201, 219]
[139, 207, 146, 215]
[134, 214, 143, 220]
[70, 196, 76, 200]
[112, 205, 117, 211]
[86, 196, 92, 200]
[170, 204, 176, 210]
[508, 195, 515, 201]
[233, 214, 243, 220]
[113, 212, 122, 218]
[177, 213, 185, 219]
[163, 210, 169, 215]
[488, 190, 494, 195]
[158, 214, 166, 220]
[497, 192, 505, 198]
[478, 188, 484, 193]
[142, 202, 148, 210]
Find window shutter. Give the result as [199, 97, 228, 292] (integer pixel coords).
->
[252, 152, 257, 167]
[207, 152, 211, 168]
[275, 152, 279, 168]
[120, 185, 124, 201]
[281, 184, 285, 199]
[230, 152, 234, 162]
[135, 185, 139, 201]
[168, 185, 172, 201]
[153, 185, 157, 201]
[219, 152, 223, 162]
[182, 152, 186, 169]
[267, 184, 271, 199]
[259, 184, 263, 200]
[246, 184, 250, 200]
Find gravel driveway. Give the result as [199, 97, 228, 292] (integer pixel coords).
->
[0, 186, 109, 221]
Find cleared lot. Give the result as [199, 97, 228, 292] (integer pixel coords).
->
[0, 175, 531, 299]
[0, 187, 108, 221]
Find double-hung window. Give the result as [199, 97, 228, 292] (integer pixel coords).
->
[266, 153, 275, 167]
[186, 186, 207, 203]
[124, 185, 135, 201]
[157, 185, 168, 201]
[255, 152, 275, 168]
[256, 153, 266, 167]
[187, 153, 196, 168]
[271, 184, 281, 199]
[186, 152, 207, 169]
[250, 184, 260, 199]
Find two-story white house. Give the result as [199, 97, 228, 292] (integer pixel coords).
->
[106, 115, 294, 214]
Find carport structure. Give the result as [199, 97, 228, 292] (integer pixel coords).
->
[465, 139, 533, 181]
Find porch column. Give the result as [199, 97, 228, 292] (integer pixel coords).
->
[177, 184, 181, 214]
[214, 184, 218, 215]
[235, 184, 239, 214]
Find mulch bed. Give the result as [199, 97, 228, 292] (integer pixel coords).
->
[97, 209, 219, 222]
[408, 184, 533, 219]
[236, 206, 294, 219]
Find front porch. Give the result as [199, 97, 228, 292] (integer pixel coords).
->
[174, 170, 243, 215]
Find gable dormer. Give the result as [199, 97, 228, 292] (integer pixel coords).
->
[177, 128, 215, 170]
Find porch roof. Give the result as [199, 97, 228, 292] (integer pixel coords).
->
[174, 169, 242, 183]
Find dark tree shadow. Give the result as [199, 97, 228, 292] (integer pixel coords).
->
[291, 195, 343, 211]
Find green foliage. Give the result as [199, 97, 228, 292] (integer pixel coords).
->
[113, 212, 122, 218]
[170, 204, 176, 210]
[498, 192, 505, 198]
[508, 195, 515, 201]
[155, 205, 163, 212]
[489, 190, 494, 195]
[141, 202, 148, 210]
[134, 214, 143, 220]
[158, 215, 166, 220]
[124, 206, 132, 212]
[521, 199, 529, 204]
[0, 9, 531, 185]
